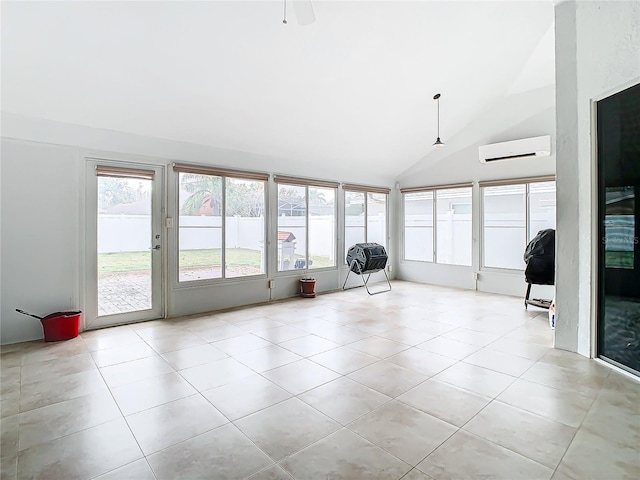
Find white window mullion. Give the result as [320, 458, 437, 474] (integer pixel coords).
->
[525, 182, 531, 242]
[305, 186, 310, 268]
[364, 194, 368, 242]
[221, 177, 227, 278]
[433, 191, 438, 262]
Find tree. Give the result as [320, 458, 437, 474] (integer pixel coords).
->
[226, 181, 265, 217]
[180, 173, 265, 217]
[309, 188, 327, 206]
[98, 177, 138, 209]
[180, 173, 222, 216]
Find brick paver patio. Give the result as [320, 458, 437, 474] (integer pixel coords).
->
[98, 272, 152, 316]
[98, 266, 262, 316]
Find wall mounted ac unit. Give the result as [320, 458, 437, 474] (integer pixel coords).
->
[479, 135, 551, 163]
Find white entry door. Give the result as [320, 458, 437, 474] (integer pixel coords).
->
[86, 160, 164, 329]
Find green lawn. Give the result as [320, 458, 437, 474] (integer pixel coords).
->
[605, 251, 634, 269]
[307, 255, 334, 269]
[98, 248, 334, 272]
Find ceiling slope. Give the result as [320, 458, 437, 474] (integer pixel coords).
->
[1, 1, 554, 179]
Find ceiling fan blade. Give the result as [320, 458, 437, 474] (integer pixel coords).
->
[293, 0, 315, 26]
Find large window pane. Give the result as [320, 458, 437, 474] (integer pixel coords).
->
[97, 176, 152, 315]
[436, 187, 472, 266]
[529, 181, 556, 241]
[225, 178, 266, 278]
[367, 193, 387, 249]
[278, 184, 306, 271]
[309, 187, 336, 269]
[345, 191, 366, 261]
[404, 191, 434, 262]
[178, 172, 222, 281]
[483, 184, 526, 269]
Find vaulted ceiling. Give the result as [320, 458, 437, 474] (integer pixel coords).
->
[1, 1, 555, 179]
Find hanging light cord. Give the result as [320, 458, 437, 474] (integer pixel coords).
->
[283, 0, 287, 24]
[433, 93, 444, 147]
[435, 94, 440, 138]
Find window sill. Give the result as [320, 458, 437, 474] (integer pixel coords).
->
[173, 273, 268, 290]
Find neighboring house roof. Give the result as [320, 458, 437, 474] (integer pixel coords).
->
[278, 195, 335, 216]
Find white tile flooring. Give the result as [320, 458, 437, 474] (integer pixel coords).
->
[1, 281, 639, 480]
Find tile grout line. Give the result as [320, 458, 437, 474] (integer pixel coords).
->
[90, 344, 160, 480]
[547, 366, 611, 480]
[7, 285, 632, 480]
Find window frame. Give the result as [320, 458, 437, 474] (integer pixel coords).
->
[402, 190, 435, 263]
[274, 175, 339, 274]
[479, 176, 556, 272]
[402, 183, 473, 266]
[173, 163, 269, 286]
[435, 187, 473, 266]
[343, 184, 390, 264]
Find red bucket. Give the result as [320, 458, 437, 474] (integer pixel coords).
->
[41, 311, 82, 342]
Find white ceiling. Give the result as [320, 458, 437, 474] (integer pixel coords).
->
[1, 1, 555, 179]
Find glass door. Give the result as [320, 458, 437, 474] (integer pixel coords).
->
[86, 160, 164, 329]
[597, 82, 640, 375]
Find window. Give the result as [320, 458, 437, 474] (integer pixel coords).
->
[343, 186, 389, 262]
[403, 191, 434, 262]
[436, 188, 473, 266]
[345, 191, 366, 255]
[276, 177, 338, 271]
[225, 178, 267, 278]
[367, 192, 388, 247]
[403, 185, 472, 265]
[482, 184, 526, 269]
[481, 178, 556, 270]
[174, 164, 267, 282]
[529, 181, 557, 240]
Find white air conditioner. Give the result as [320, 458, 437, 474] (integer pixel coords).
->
[479, 135, 551, 163]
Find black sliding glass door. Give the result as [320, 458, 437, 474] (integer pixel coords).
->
[597, 82, 640, 375]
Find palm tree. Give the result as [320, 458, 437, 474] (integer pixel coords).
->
[180, 173, 222, 216]
[180, 174, 265, 217]
[309, 188, 327, 205]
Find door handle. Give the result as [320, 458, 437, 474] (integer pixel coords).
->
[150, 245, 161, 250]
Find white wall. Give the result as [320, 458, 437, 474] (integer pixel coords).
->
[1, 116, 395, 344]
[554, 0, 640, 356]
[395, 86, 557, 297]
[2, 113, 393, 186]
[1, 140, 81, 343]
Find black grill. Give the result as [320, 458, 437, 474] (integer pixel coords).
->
[346, 243, 388, 274]
[524, 229, 555, 285]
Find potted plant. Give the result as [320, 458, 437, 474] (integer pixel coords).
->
[299, 275, 316, 298]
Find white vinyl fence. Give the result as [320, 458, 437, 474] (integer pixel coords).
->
[98, 215, 340, 262]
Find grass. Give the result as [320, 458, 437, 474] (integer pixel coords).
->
[98, 248, 334, 272]
[307, 255, 335, 269]
[98, 251, 151, 273]
[605, 251, 634, 269]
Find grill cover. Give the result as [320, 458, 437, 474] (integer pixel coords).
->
[524, 229, 555, 285]
[346, 243, 388, 274]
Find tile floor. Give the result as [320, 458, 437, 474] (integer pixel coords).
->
[1, 281, 639, 480]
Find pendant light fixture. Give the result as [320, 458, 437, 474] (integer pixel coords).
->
[433, 93, 445, 148]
